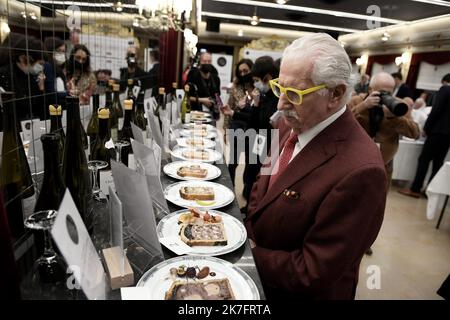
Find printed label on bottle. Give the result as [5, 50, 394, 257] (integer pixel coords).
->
[118, 118, 124, 130]
[111, 129, 118, 143]
[100, 170, 115, 196]
[105, 138, 115, 149]
[22, 194, 36, 220]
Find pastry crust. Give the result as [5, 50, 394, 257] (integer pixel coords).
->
[179, 186, 215, 201]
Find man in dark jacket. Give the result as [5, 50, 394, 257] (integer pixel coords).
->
[187, 52, 221, 113]
[119, 47, 151, 94]
[399, 73, 450, 197]
[392, 72, 413, 99]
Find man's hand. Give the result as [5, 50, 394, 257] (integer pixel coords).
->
[362, 91, 381, 110]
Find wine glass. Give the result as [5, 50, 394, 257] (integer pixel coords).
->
[24, 210, 66, 291]
[114, 140, 130, 164]
[87, 160, 108, 200]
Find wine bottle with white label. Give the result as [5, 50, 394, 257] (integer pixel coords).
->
[91, 108, 116, 169]
[0, 92, 35, 240]
[112, 84, 124, 128]
[62, 96, 93, 231]
[118, 100, 135, 166]
[87, 93, 99, 156]
[49, 105, 65, 164]
[105, 82, 118, 142]
[135, 92, 147, 131]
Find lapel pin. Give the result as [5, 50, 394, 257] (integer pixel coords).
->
[283, 189, 300, 199]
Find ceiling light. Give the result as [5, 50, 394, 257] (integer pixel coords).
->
[212, 0, 403, 24]
[381, 32, 391, 42]
[237, 29, 244, 36]
[250, 15, 260, 26]
[250, 7, 260, 26]
[29, 12, 37, 20]
[114, 2, 123, 12]
[133, 17, 140, 27]
[202, 12, 360, 33]
[21, 11, 27, 19]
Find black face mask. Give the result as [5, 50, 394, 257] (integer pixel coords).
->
[200, 64, 213, 74]
[74, 60, 85, 71]
[127, 56, 137, 68]
[237, 73, 252, 84]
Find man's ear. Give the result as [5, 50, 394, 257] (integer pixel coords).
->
[330, 84, 346, 103]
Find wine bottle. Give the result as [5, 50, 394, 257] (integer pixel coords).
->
[126, 79, 135, 102]
[91, 108, 116, 168]
[181, 84, 191, 124]
[62, 96, 93, 231]
[112, 83, 124, 126]
[105, 83, 118, 142]
[0, 92, 35, 240]
[87, 93, 99, 156]
[49, 104, 65, 163]
[34, 133, 66, 211]
[168, 82, 177, 103]
[154, 87, 165, 130]
[135, 92, 147, 131]
[118, 100, 135, 166]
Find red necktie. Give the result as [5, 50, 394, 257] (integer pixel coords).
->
[268, 131, 298, 190]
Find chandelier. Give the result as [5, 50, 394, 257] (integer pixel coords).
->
[135, 0, 192, 32]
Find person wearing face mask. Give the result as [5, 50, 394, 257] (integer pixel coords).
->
[119, 47, 151, 94]
[66, 44, 96, 105]
[43, 37, 67, 109]
[0, 33, 47, 121]
[221, 56, 279, 204]
[221, 59, 254, 186]
[187, 52, 221, 113]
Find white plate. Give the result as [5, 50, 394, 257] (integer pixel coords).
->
[163, 161, 221, 181]
[190, 111, 211, 118]
[164, 180, 235, 210]
[180, 129, 217, 139]
[157, 209, 247, 256]
[190, 117, 212, 123]
[176, 137, 216, 149]
[170, 147, 222, 164]
[136, 256, 260, 300]
[183, 123, 216, 131]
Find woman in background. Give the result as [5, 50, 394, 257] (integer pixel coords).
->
[66, 44, 96, 105]
[222, 58, 254, 186]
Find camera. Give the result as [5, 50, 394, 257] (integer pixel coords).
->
[378, 91, 408, 117]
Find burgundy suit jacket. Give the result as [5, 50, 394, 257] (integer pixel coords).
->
[245, 109, 387, 300]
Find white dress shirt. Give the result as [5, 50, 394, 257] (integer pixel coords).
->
[288, 106, 346, 163]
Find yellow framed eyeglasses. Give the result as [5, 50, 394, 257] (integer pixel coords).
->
[269, 78, 326, 105]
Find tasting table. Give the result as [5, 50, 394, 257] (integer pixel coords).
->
[19, 117, 266, 300]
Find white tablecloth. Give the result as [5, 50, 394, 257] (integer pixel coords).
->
[426, 161, 450, 220]
[392, 139, 424, 181]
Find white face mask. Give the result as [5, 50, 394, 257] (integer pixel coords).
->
[29, 63, 43, 75]
[254, 80, 270, 93]
[54, 52, 66, 65]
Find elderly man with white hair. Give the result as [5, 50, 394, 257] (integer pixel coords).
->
[245, 33, 387, 300]
[350, 72, 420, 182]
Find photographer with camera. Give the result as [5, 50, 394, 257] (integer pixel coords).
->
[350, 72, 420, 183]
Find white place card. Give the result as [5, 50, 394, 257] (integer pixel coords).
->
[109, 186, 124, 276]
[120, 287, 151, 300]
[52, 190, 106, 300]
[100, 170, 115, 196]
[159, 236, 193, 255]
[111, 160, 164, 261]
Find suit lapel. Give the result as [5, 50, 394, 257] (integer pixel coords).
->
[249, 110, 354, 218]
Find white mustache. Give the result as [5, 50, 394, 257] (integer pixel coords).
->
[282, 109, 299, 119]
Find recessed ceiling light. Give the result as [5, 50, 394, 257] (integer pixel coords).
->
[381, 31, 391, 42]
